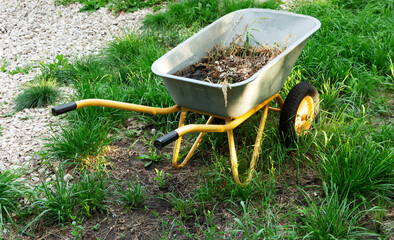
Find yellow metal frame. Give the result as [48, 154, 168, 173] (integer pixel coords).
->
[73, 94, 284, 186]
[74, 99, 181, 115]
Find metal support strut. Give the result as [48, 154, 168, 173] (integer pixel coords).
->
[168, 93, 283, 185]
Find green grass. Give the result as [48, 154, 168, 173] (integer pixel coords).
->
[14, 77, 61, 111]
[32, 164, 112, 224]
[45, 117, 114, 163]
[55, 0, 171, 13]
[34, 166, 79, 224]
[292, 0, 393, 103]
[293, 183, 378, 239]
[43, 30, 189, 164]
[144, 0, 280, 29]
[39, 54, 72, 84]
[163, 192, 196, 220]
[0, 169, 34, 238]
[75, 168, 112, 217]
[115, 180, 147, 209]
[230, 201, 292, 239]
[312, 115, 393, 199]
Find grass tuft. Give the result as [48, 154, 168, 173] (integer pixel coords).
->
[230, 201, 292, 239]
[75, 168, 112, 217]
[15, 77, 61, 111]
[294, 182, 379, 239]
[312, 115, 393, 199]
[115, 180, 146, 209]
[33, 164, 112, 224]
[45, 117, 113, 163]
[34, 166, 79, 224]
[0, 168, 33, 237]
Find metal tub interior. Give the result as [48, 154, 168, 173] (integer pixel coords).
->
[151, 8, 321, 118]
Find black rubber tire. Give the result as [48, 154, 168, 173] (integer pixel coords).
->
[279, 82, 319, 146]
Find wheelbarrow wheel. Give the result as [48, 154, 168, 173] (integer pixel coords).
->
[279, 82, 319, 146]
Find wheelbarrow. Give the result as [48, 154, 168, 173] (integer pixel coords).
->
[52, 9, 321, 186]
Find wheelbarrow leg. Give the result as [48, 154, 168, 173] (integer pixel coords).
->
[172, 110, 188, 168]
[227, 104, 269, 186]
[172, 111, 215, 169]
[181, 116, 215, 166]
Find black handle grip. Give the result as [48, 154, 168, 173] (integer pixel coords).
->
[52, 102, 77, 116]
[154, 131, 179, 149]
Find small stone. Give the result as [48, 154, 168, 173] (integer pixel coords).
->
[38, 167, 46, 175]
[32, 177, 40, 182]
[63, 173, 73, 182]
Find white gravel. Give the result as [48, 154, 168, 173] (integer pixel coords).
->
[0, 0, 151, 171]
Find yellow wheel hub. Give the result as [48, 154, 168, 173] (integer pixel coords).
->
[295, 96, 314, 135]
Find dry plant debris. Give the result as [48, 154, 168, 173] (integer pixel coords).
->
[175, 40, 286, 106]
[176, 43, 283, 84]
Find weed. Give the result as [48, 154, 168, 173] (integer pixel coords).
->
[108, 0, 167, 13]
[371, 196, 388, 233]
[295, 0, 393, 93]
[40, 54, 72, 83]
[92, 222, 100, 231]
[201, 208, 222, 239]
[115, 128, 139, 142]
[319, 76, 347, 112]
[56, 0, 171, 13]
[163, 192, 195, 220]
[136, 132, 170, 167]
[115, 180, 146, 209]
[312, 115, 393, 198]
[79, 0, 107, 13]
[32, 164, 113, 227]
[20, 116, 33, 120]
[144, 0, 279, 29]
[70, 215, 85, 240]
[55, 0, 78, 5]
[2, 112, 15, 118]
[75, 168, 111, 217]
[15, 77, 61, 111]
[153, 169, 171, 189]
[1, 59, 8, 72]
[8, 63, 36, 75]
[153, 211, 177, 239]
